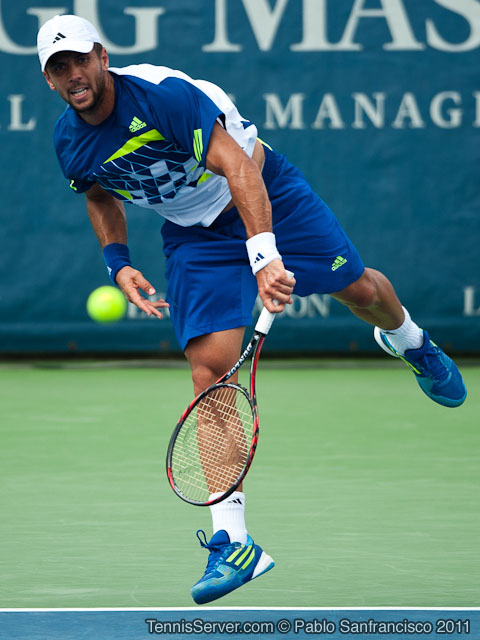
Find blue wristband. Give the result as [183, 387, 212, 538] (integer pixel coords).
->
[102, 243, 132, 284]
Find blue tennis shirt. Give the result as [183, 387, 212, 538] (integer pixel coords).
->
[54, 64, 258, 227]
[52, 65, 365, 351]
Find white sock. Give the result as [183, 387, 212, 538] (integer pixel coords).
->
[381, 306, 424, 355]
[209, 491, 248, 544]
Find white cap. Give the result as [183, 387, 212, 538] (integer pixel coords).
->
[37, 14, 102, 71]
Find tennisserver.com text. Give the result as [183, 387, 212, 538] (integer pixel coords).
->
[145, 617, 471, 635]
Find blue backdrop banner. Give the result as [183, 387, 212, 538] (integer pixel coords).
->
[1, 0, 479, 354]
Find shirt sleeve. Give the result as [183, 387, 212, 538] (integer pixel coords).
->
[53, 119, 95, 194]
[66, 176, 95, 194]
[151, 77, 224, 167]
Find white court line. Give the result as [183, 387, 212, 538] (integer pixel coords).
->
[1, 606, 479, 612]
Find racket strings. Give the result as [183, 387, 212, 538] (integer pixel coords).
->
[170, 384, 254, 503]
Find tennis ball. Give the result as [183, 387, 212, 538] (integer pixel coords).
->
[86, 286, 127, 323]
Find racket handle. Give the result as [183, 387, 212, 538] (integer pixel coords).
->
[254, 270, 294, 336]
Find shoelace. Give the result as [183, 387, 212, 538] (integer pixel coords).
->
[415, 342, 450, 383]
[196, 530, 230, 572]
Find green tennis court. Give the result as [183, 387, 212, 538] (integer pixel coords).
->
[1, 360, 478, 608]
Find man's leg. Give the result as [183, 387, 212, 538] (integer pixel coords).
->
[331, 267, 467, 407]
[185, 328, 275, 604]
[331, 267, 405, 330]
[185, 327, 245, 395]
[185, 327, 248, 544]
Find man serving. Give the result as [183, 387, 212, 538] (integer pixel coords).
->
[38, 14, 466, 605]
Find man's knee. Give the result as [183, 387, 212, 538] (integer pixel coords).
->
[185, 327, 245, 395]
[332, 268, 380, 309]
[190, 361, 229, 394]
[187, 344, 226, 393]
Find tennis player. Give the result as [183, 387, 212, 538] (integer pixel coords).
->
[38, 15, 467, 605]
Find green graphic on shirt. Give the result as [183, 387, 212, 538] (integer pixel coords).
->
[104, 129, 165, 164]
[193, 129, 203, 162]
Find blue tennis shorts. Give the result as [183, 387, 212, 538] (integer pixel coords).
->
[161, 145, 364, 351]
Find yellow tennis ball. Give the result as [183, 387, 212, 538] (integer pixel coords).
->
[86, 286, 127, 323]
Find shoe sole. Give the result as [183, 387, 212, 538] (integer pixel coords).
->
[374, 327, 399, 357]
[417, 381, 467, 408]
[252, 551, 275, 580]
[191, 550, 275, 605]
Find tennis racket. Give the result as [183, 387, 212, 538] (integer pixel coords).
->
[166, 271, 293, 507]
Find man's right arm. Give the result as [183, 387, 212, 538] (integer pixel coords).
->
[85, 183, 168, 318]
[85, 182, 128, 247]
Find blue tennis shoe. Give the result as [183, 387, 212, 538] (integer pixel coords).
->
[191, 529, 274, 604]
[374, 327, 467, 408]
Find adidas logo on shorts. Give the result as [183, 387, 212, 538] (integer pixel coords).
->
[331, 256, 347, 271]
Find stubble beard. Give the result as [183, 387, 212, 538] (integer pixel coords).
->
[69, 73, 106, 115]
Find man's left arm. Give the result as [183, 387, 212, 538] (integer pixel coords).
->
[205, 123, 295, 312]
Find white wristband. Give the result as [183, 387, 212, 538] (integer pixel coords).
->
[246, 232, 282, 275]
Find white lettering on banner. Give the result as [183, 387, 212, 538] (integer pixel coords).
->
[352, 93, 386, 129]
[2, 91, 477, 133]
[326, 0, 424, 52]
[473, 92, 480, 127]
[1, 0, 480, 54]
[202, 0, 241, 52]
[240, 0, 290, 52]
[463, 286, 480, 316]
[0, 5, 64, 54]
[7, 94, 36, 131]
[430, 92, 462, 128]
[127, 294, 330, 321]
[262, 91, 473, 130]
[127, 295, 170, 319]
[0, 0, 165, 55]
[74, 0, 165, 54]
[264, 93, 306, 130]
[312, 94, 346, 130]
[203, 0, 480, 53]
[253, 294, 331, 319]
[391, 93, 426, 129]
[426, 0, 480, 53]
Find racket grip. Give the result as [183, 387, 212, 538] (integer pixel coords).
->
[254, 270, 294, 335]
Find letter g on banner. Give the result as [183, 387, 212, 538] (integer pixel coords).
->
[0, 0, 165, 55]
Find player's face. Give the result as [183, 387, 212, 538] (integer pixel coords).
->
[44, 48, 109, 115]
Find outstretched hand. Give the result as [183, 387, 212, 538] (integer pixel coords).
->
[256, 259, 296, 312]
[115, 266, 169, 318]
